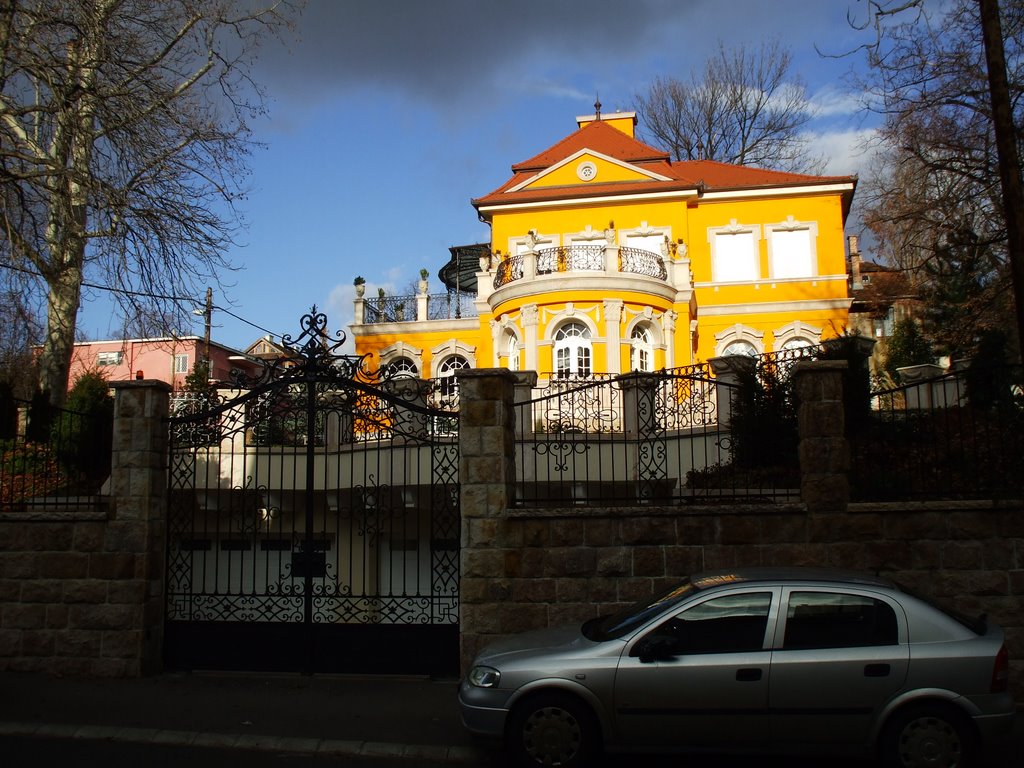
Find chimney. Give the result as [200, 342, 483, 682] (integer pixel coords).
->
[848, 235, 863, 291]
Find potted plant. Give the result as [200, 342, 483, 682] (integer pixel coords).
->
[418, 268, 429, 294]
[353, 276, 366, 297]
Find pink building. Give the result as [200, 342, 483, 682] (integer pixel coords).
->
[67, 336, 261, 391]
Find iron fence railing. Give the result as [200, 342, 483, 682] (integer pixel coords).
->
[362, 294, 415, 323]
[851, 364, 1024, 501]
[0, 397, 111, 510]
[515, 370, 800, 507]
[426, 292, 477, 321]
[360, 292, 478, 324]
[619, 246, 668, 279]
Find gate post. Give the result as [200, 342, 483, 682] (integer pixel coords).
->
[108, 380, 171, 675]
[456, 368, 517, 672]
[793, 360, 849, 513]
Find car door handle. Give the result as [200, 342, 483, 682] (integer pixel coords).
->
[736, 668, 763, 682]
[864, 663, 891, 677]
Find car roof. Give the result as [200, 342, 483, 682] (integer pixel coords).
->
[690, 567, 896, 592]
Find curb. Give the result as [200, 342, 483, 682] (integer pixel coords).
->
[0, 721, 488, 763]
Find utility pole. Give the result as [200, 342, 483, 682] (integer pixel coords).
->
[979, 0, 1024, 362]
[202, 286, 212, 369]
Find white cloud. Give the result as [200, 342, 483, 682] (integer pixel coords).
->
[808, 84, 864, 118]
[805, 127, 880, 176]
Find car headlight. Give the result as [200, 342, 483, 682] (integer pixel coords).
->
[468, 665, 501, 688]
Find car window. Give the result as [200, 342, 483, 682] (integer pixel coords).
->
[783, 591, 898, 650]
[645, 592, 772, 655]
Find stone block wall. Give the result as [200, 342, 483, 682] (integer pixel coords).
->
[0, 382, 169, 676]
[461, 502, 1024, 697]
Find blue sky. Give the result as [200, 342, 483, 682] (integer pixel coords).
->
[77, 0, 883, 352]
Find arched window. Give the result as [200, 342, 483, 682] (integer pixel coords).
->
[437, 355, 469, 402]
[506, 333, 521, 371]
[631, 325, 653, 372]
[383, 357, 418, 378]
[553, 321, 592, 379]
[722, 340, 758, 357]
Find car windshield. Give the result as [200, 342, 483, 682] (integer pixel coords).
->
[582, 579, 697, 641]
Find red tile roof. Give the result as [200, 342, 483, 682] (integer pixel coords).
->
[473, 121, 856, 210]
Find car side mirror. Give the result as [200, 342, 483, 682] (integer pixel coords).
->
[633, 634, 677, 664]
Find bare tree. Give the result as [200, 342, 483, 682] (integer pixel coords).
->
[0, 0, 298, 406]
[853, 0, 1022, 359]
[635, 40, 822, 172]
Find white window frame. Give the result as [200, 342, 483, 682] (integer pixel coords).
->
[714, 324, 765, 357]
[708, 220, 761, 283]
[766, 217, 819, 280]
[630, 324, 654, 372]
[553, 321, 593, 379]
[97, 351, 123, 367]
[774, 321, 822, 351]
[379, 341, 423, 377]
[621, 222, 671, 257]
[383, 357, 419, 378]
[505, 331, 521, 371]
[174, 353, 189, 374]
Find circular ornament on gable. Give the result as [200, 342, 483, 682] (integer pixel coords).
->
[576, 161, 598, 181]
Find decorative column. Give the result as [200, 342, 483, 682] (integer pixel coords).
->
[522, 304, 539, 373]
[604, 300, 623, 375]
[662, 310, 677, 369]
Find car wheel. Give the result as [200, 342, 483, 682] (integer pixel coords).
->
[508, 692, 597, 768]
[881, 705, 977, 768]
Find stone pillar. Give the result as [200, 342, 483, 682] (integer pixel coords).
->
[793, 361, 849, 513]
[108, 380, 172, 675]
[456, 369, 517, 673]
[708, 354, 755, 429]
[512, 371, 539, 440]
[523, 249, 538, 281]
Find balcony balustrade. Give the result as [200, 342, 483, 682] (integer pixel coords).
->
[493, 244, 667, 288]
[358, 291, 478, 325]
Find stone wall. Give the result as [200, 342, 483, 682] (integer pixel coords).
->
[458, 366, 1024, 700]
[0, 382, 169, 676]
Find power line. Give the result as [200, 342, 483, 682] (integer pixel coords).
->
[0, 261, 285, 339]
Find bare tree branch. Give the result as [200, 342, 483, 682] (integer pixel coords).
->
[634, 40, 822, 173]
[0, 0, 300, 405]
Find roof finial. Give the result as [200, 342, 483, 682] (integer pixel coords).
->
[594, 93, 602, 120]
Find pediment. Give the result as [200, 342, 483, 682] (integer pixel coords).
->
[508, 149, 672, 193]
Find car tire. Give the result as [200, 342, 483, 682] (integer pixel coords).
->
[880, 704, 977, 768]
[507, 692, 598, 768]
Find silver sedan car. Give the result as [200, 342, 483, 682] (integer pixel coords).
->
[459, 568, 1015, 768]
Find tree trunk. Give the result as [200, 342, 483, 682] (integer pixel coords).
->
[979, 0, 1024, 362]
[38, 260, 84, 409]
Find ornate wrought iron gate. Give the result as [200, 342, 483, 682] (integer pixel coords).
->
[164, 309, 459, 675]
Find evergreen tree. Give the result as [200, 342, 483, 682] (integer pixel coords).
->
[884, 318, 935, 381]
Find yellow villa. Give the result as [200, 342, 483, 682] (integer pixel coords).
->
[350, 110, 856, 385]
